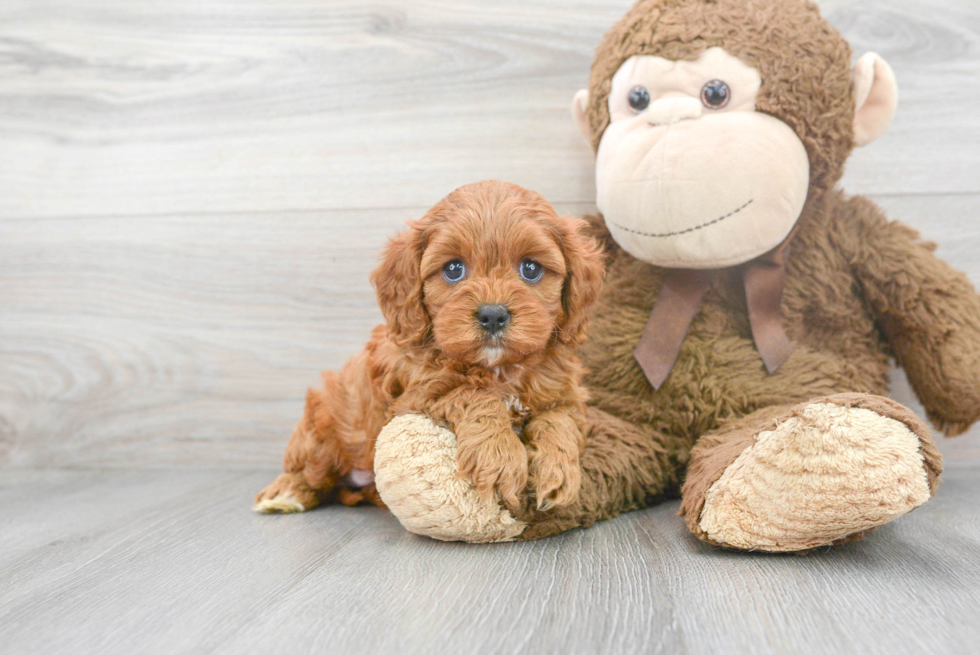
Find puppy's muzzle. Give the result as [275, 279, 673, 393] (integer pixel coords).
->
[476, 304, 510, 336]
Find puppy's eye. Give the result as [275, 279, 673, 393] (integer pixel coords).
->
[700, 80, 730, 108]
[628, 85, 650, 112]
[519, 259, 544, 283]
[443, 260, 466, 283]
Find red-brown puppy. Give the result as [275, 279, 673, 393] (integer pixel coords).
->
[255, 180, 605, 514]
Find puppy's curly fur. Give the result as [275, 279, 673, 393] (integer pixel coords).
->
[255, 180, 605, 514]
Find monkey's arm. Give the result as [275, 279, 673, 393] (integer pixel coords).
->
[840, 195, 980, 435]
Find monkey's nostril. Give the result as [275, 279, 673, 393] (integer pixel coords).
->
[476, 304, 511, 335]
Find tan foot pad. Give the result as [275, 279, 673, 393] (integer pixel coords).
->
[700, 403, 932, 552]
[374, 414, 527, 543]
[253, 494, 306, 514]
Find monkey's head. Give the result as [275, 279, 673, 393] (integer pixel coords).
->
[572, 0, 898, 269]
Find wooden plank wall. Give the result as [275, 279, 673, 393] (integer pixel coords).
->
[1, 0, 978, 469]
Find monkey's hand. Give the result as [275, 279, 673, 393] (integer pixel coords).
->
[901, 326, 980, 436]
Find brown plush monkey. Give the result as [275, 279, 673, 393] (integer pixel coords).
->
[372, 0, 980, 551]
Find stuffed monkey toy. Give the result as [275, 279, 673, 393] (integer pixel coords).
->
[373, 0, 980, 551]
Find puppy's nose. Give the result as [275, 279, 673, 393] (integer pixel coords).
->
[476, 304, 511, 335]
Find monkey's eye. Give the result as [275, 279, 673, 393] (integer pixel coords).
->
[700, 80, 730, 108]
[627, 85, 650, 112]
[443, 260, 466, 283]
[519, 259, 544, 283]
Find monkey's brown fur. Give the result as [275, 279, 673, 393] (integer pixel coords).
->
[256, 181, 605, 514]
[507, 0, 980, 544]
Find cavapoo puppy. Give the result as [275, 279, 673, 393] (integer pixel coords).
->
[254, 180, 605, 515]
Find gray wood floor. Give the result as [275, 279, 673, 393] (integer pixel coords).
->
[1, 1, 979, 653]
[2, 466, 979, 655]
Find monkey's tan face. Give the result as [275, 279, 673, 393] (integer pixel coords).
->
[592, 47, 810, 269]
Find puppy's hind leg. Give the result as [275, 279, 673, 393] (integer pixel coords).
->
[254, 472, 320, 514]
[254, 374, 352, 514]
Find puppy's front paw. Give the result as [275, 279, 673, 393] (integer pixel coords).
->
[529, 444, 582, 511]
[457, 433, 529, 513]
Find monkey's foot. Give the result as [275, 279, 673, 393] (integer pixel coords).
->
[253, 472, 320, 514]
[682, 394, 942, 552]
[374, 414, 527, 543]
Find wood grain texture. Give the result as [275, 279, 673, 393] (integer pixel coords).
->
[1, 468, 979, 655]
[0, 0, 978, 220]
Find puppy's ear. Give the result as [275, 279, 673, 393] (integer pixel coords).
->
[555, 215, 606, 347]
[371, 223, 430, 348]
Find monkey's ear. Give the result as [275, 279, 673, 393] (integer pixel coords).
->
[571, 89, 591, 142]
[852, 52, 898, 147]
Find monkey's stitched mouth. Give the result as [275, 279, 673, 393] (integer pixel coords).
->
[609, 198, 753, 238]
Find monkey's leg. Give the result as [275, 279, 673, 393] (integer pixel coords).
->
[679, 393, 943, 552]
[254, 374, 353, 514]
